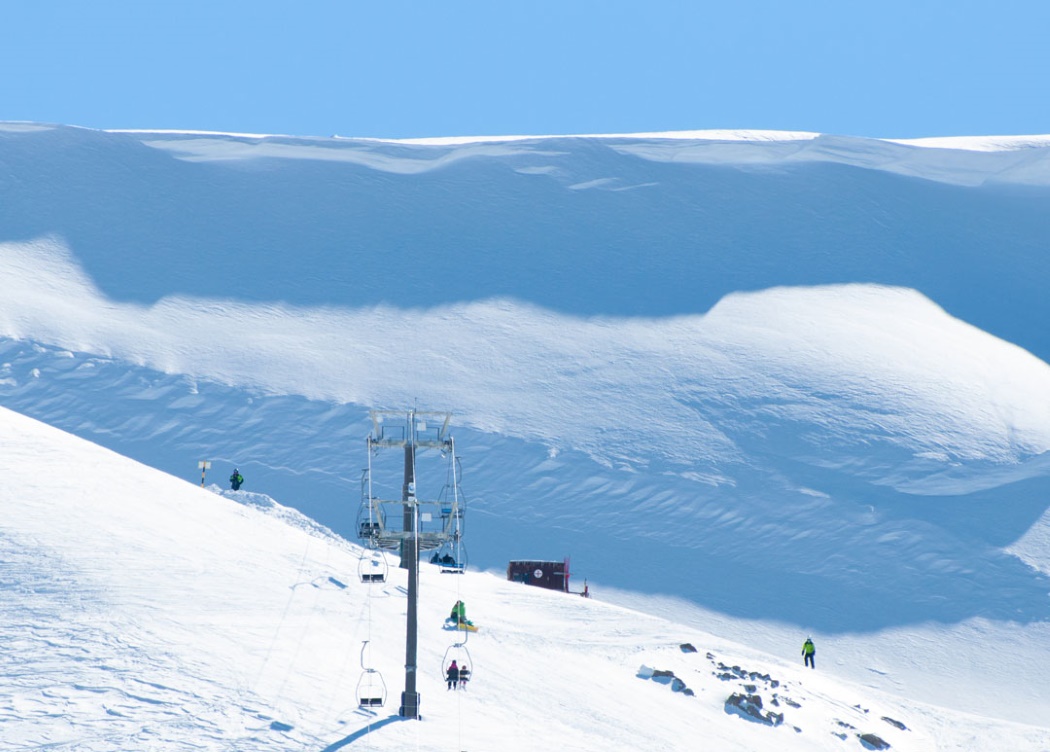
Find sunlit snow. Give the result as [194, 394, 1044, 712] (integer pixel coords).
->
[2, 123, 1050, 750]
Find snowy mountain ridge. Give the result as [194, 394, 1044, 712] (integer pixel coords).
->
[3, 121, 1050, 748]
[111, 125, 1050, 188]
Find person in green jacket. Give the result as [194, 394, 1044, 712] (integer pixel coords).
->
[229, 469, 244, 491]
[802, 637, 816, 669]
[449, 600, 471, 626]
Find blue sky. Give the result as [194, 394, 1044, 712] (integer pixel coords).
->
[3, 0, 1049, 139]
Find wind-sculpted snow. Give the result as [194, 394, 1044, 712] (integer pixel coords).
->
[612, 132, 1050, 187]
[139, 133, 563, 173]
[4, 238, 1050, 639]
[3, 123, 1050, 742]
[129, 127, 1050, 188]
[3, 125, 1050, 363]
[4, 237, 1050, 470]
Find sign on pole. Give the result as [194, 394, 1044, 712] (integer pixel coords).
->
[198, 460, 211, 487]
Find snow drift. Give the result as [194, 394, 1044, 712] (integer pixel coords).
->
[2, 123, 1050, 743]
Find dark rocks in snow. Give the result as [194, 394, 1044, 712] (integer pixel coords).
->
[713, 662, 746, 679]
[859, 732, 892, 750]
[724, 692, 784, 727]
[637, 665, 694, 696]
[711, 661, 778, 688]
[680, 642, 697, 653]
[753, 672, 776, 687]
[704, 647, 900, 750]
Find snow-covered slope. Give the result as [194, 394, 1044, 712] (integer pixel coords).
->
[4, 406, 1049, 751]
[2, 122, 1050, 744]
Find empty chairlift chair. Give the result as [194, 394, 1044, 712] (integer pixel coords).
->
[357, 641, 387, 708]
[358, 549, 388, 584]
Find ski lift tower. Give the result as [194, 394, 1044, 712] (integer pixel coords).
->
[358, 408, 460, 721]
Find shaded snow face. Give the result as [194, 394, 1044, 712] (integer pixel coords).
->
[3, 128, 1050, 642]
[2, 125, 1050, 360]
[3, 234, 1050, 639]
[4, 237, 1050, 468]
[3, 125, 1050, 745]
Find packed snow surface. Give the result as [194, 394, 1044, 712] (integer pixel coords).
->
[4, 407, 1050, 751]
[2, 123, 1050, 749]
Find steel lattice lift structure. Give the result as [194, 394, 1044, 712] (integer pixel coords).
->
[356, 408, 464, 720]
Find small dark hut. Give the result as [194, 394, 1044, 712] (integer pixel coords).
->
[507, 558, 570, 592]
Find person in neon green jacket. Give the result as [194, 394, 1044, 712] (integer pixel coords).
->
[449, 600, 472, 627]
[802, 637, 816, 669]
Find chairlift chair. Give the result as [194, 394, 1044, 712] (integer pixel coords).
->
[440, 554, 466, 574]
[356, 490, 387, 549]
[431, 538, 467, 574]
[357, 641, 387, 708]
[358, 549, 388, 584]
[442, 633, 474, 689]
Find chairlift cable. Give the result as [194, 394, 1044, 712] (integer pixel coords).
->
[274, 539, 330, 704]
[252, 535, 313, 699]
[448, 437, 467, 746]
[451, 437, 461, 561]
[366, 435, 373, 531]
[449, 436, 472, 748]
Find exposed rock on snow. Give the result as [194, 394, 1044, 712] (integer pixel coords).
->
[859, 732, 892, 749]
[881, 716, 907, 731]
[724, 692, 784, 726]
[639, 667, 695, 696]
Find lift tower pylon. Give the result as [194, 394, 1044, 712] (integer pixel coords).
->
[358, 409, 457, 721]
[399, 436, 420, 719]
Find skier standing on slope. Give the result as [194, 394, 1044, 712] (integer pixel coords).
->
[230, 469, 244, 491]
[802, 637, 816, 669]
